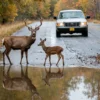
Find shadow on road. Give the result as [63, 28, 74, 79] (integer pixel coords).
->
[61, 34, 84, 38]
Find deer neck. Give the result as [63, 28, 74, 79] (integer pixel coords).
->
[31, 33, 36, 40]
[28, 35, 36, 44]
[42, 43, 47, 52]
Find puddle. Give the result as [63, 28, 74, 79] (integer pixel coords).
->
[0, 66, 100, 100]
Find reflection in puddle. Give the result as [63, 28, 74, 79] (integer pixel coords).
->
[0, 66, 100, 100]
[68, 76, 97, 100]
[3, 65, 41, 100]
[43, 66, 64, 86]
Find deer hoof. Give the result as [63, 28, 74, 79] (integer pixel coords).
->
[63, 63, 65, 66]
[3, 62, 5, 65]
[50, 63, 52, 66]
[44, 63, 45, 66]
[27, 62, 29, 64]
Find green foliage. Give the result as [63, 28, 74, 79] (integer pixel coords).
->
[0, 0, 100, 23]
[0, 0, 17, 23]
[16, 0, 51, 19]
[40, 0, 51, 18]
[96, 13, 100, 20]
[54, 0, 100, 19]
[5, 4, 17, 22]
[54, 0, 62, 16]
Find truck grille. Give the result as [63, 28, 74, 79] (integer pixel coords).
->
[64, 22, 80, 27]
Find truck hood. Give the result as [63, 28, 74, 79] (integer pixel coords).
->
[57, 18, 87, 23]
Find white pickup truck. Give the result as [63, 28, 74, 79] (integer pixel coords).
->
[54, 10, 90, 37]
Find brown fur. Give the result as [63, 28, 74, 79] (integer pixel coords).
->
[2, 19, 43, 65]
[38, 38, 64, 66]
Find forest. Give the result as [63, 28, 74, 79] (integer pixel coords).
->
[0, 0, 100, 24]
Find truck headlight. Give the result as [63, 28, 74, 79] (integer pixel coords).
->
[56, 22, 64, 26]
[80, 22, 87, 27]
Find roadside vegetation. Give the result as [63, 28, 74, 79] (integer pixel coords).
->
[93, 20, 100, 24]
[0, 0, 100, 24]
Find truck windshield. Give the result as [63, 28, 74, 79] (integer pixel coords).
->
[58, 11, 85, 19]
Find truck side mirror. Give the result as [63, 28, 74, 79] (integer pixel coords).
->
[86, 16, 90, 19]
[54, 16, 57, 20]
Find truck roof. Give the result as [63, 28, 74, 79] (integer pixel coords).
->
[60, 9, 82, 12]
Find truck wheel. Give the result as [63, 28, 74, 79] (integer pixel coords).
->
[56, 31, 61, 37]
[82, 30, 88, 37]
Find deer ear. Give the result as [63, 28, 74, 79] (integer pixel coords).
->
[44, 38, 46, 41]
[28, 27, 31, 31]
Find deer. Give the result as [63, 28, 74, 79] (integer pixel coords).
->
[43, 66, 64, 86]
[96, 53, 100, 63]
[3, 65, 41, 100]
[2, 18, 43, 65]
[38, 38, 64, 66]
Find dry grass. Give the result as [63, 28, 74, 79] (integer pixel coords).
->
[88, 19, 100, 24]
[93, 20, 100, 24]
[0, 20, 33, 46]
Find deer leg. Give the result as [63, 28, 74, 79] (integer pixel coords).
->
[49, 55, 52, 66]
[60, 53, 64, 66]
[20, 50, 24, 64]
[5, 48, 12, 65]
[56, 54, 61, 66]
[20, 64, 24, 77]
[3, 51, 5, 65]
[25, 49, 29, 64]
[7, 65, 11, 76]
[44, 55, 48, 66]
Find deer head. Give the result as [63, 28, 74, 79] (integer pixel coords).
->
[38, 38, 46, 46]
[42, 78, 50, 86]
[32, 91, 42, 100]
[24, 18, 43, 36]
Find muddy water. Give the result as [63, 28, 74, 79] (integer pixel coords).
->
[0, 66, 100, 100]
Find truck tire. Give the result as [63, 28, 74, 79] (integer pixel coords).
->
[82, 29, 88, 37]
[56, 31, 61, 37]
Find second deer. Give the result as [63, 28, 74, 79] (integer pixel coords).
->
[38, 38, 64, 66]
